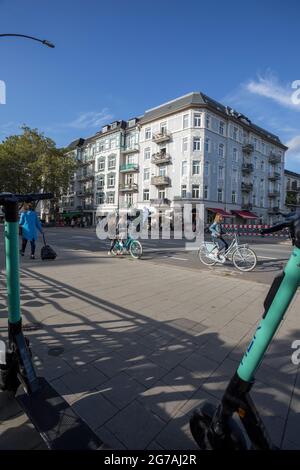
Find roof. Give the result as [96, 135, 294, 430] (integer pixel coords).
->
[285, 169, 300, 179]
[139, 91, 287, 149]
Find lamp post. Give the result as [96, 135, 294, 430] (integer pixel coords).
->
[0, 34, 55, 48]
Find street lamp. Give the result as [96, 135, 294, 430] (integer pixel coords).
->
[0, 34, 55, 48]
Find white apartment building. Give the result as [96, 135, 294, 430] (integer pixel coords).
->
[62, 92, 287, 225]
[285, 169, 300, 212]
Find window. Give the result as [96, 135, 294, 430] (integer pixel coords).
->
[143, 168, 150, 181]
[193, 137, 201, 151]
[218, 166, 224, 180]
[192, 160, 200, 175]
[204, 161, 209, 177]
[205, 114, 210, 128]
[233, 148, 238, 162]
[183, 114, 189, 129]
[194, 113, 201, 127]
[97, 174, 105, 189]
[205, 138, 210, 153]
[217, 188, 223, 202]
[219, 121, 225, 135]
[126, 154, 134, 165]
[160, 122, 167, 134]
[231, 190, 236, 204]
[126, 193, 133, 205]
[181, 185, 187, 198]
[158, 189, 166, 199]
[96, 192, 105, 204]
[125, 173, 133, 185]
[107, 192, 115, 204]
[192, 185, 200, 199]
[159, 166, 166, 176]
[107, 173, 115, 188]
[233, 126, 238, 140]
[143, 189, 149, 201]
[182, 137, 188, 152]
[261, 161, 265, 171]
[232, 169, 237, 183]
[204, 185, 208, 199]
[110, 139, 116, 149]
[145, 127, 151, 140]
[261, 142, 265, 154]
[260, 196, 264, 208]
[218, 143, 224, 158]
[98, 157, 105, 171]
[144, 147, 151, 160]
[252, 194, 256, 206]
[181, 161, 187, 176]
[108, 155, 116, 170]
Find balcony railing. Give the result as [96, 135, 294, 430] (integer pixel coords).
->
[242, 163, 254, 173]
[268, 172, 281, 181]
[151, 152, 172, 165]
[151, 175, 171, 186]
[119, 163, 139, 172]
[268, 206, 280, 214]
[152, 131, 171, 143]
[268, 190, 280, 198]
[241, 182, 253, 192]
[242, 143, 254, 154]
[119, 183, 138, 192]
[269, 152, 281, 164]
[120, 144, 139, 154]
[77, 172, 94, 182]
[150, 198, 170, 206]
[287, 185, 300, 192]
[241, 203, 253, 210]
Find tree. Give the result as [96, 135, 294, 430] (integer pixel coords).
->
[286, 191, 297, 207]
[0, 126, 77, 217]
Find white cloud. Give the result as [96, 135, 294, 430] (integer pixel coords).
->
[66, 109, 113, 129]
[246, 72, 300, 111]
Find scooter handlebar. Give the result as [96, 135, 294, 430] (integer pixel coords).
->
[260, 222, 288, 235]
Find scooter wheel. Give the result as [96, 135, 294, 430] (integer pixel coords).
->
[190, 403, 247, 450]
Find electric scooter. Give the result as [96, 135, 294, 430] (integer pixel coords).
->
[0, 192, 102, 449]
[190, 212, 300, 449]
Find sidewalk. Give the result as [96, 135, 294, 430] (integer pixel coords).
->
[0, 249, 299, 450]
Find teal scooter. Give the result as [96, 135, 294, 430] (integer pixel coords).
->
[0, 192, 102, 449]
[190, 212, 300, 449]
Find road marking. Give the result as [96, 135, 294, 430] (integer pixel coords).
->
[257, 255, 279, 260]
[163, 256, 188, 261]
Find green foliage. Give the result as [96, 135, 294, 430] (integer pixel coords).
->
[0, 126, 76, 201]
[286, 191, 297, 206]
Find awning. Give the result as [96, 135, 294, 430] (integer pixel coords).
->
[61, 211, 82, 218]
[207, 208, 234, 217]
[232, 210, 259, 220]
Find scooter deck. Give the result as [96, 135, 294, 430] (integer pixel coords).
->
[16, 377, 102, 450]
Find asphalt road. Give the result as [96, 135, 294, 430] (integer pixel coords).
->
[0, 226, 290, 286]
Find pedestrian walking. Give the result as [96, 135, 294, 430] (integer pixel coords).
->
[71, 218, 75, 228]
[19, 203, 44, 259]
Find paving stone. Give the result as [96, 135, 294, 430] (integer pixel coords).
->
[72, 390, 118, 430]
[97, 372, 146, 410]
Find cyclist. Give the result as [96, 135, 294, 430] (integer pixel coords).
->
[209, 213, 228, 258]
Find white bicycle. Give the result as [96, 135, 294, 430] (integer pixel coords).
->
[198, 233, 257, 272]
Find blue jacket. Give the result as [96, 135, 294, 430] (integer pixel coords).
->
[19, 210, 43, 241]
[209, 222, 222, 238]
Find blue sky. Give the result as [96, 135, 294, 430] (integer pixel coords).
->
[0, 0, 299, 171]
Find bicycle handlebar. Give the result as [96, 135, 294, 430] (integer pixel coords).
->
[0, 192, 53, 204]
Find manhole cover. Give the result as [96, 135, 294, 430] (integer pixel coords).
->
[48, 346, 64, 357]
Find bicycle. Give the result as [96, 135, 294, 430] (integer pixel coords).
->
[198, 232, 257, 272]
[111, 233, 143, 259]
[190, 212, 300, 449]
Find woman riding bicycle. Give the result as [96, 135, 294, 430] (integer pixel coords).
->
[209, 213, 228, 258]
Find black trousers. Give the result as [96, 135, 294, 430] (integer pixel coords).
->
[21, 238, 36, 255]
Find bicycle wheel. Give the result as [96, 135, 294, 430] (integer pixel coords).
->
[198, 245, 216, 266]
[232, 247, 257, 272]
[111, 242, 120, 256]
[129, 240, 143, 259]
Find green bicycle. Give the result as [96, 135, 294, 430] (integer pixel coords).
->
[111, 234, 143, 259]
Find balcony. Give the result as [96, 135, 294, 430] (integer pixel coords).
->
[119, 163, 139, 172]
[152, 131, 172, 144]
[119, 183, 138, 192]
[241, 182, 253, 192]
[120, 144, 139, 155]
[151, 151, 172, 165]
[77, 172, 94, 182]
[242, 143, 254, 154]
[150, 198, 170, 206]
[268, 190, 280, 198]
[268, 206, 280, 214]
[241, 203, 253, 210]
[287, 185, 300, 193]
[242, 163, 254, 173]
[269, 152, 281, 164]
[151, 176, 171, 186]
[268, 172, 281, 181]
